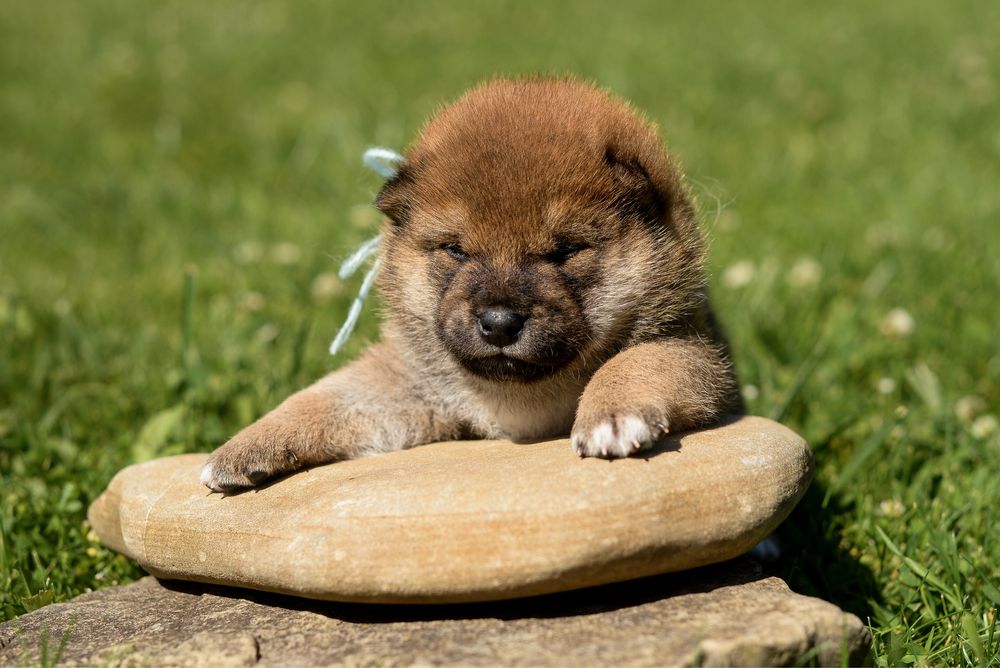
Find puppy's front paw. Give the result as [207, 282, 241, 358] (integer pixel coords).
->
[201, 422, 300, 492]
[571, 412, 668, 459]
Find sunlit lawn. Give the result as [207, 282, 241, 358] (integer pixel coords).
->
[1, 1, 998, 664]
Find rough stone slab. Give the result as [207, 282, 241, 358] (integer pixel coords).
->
[87, 416, 813, 603]
[0, 559, 871, 667]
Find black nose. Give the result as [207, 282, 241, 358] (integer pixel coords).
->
[477, 307, 527, 348]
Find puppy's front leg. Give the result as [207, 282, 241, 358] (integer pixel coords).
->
[201, 343, 456, 491]
[572, 339, 741, 458]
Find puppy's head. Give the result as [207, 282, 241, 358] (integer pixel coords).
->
[376, 78, 705, 383]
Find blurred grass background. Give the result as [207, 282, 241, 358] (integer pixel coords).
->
[1, 0, 998, 664]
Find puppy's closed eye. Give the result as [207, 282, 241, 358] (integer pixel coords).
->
[544, 242, 589, 264]
[440, 242, 469, 262]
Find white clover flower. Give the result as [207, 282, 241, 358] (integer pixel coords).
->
[239, 292, 266, 312]
[271, 242, 302, 265]
[955, 395, 987, 423]
[880, 308, 915, 338]
[278, 80, 311, 113]
[970, 415, 998, 439]
[53, 298, 72, 316]
[877, 377, 896, 394]
[721, 260, 755, 289]
[233, 240, 264, 264]
[741, 384, 760, 401]
[786, 256, 822, 287]
[311, 272, 343, 301]
[878, 499, 906, 518]
[255, 323, 280, 343]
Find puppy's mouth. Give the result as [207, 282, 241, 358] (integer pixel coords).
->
[458, 354, 569, 383]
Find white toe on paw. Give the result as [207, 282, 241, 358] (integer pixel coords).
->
[199, 463, 215, 489]
[573, 414, 658, 459]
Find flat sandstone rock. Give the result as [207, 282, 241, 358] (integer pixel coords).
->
[88, 416, 812, 603]
[0, 561, 871, 667]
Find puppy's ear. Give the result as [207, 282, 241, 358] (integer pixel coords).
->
[603, 146, 667, 226]
[373, 165, 414, 227]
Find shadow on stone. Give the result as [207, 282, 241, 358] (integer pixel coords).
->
[1, 554, 872, 666]
[159, 556, 763, 624]
[213, 469, 305, 498]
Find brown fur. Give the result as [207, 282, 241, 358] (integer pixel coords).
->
[202, 77, 742, 491]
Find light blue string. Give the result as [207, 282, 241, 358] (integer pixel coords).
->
[328, 258, 382, 355]
[328, 147, 404, 356]
[362, 147, 405, 178]
[337, 234, 383, 280]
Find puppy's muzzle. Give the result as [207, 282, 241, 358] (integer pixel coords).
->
[476, 307, 527, 348]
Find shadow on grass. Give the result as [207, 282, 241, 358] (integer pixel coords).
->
[767, 477, 880, 625]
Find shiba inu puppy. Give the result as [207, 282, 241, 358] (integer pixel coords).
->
[201, 78, 742, 492]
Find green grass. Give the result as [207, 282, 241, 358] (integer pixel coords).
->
[1, 0, 997, 664]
